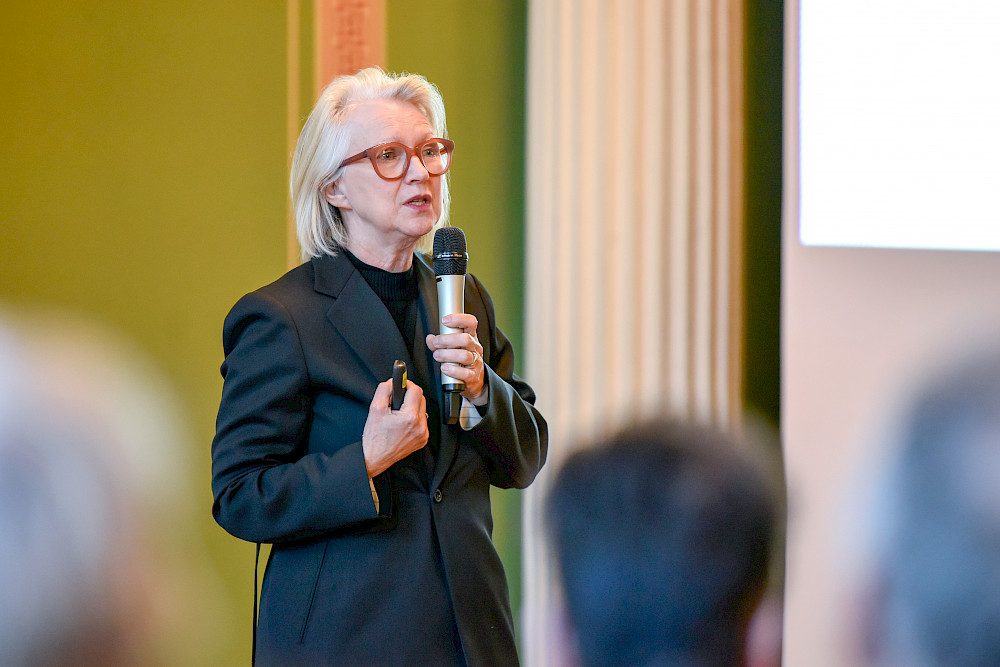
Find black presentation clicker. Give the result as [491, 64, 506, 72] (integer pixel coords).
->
[391, 360, 407, 411]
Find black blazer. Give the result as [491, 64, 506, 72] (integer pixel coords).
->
[211, 251, 547, 666]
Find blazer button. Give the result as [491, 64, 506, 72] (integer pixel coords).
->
[433, 488, 443, 503]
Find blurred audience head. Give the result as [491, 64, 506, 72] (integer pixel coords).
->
[0, 311, 190, 665]
[546, 419, 781, 667]
[859, 351, 1000, 666]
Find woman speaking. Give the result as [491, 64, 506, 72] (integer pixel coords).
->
[210, 68, 547, 665]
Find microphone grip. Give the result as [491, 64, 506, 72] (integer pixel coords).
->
[436, 273, 465, 425]
[435, 274, 466, 393]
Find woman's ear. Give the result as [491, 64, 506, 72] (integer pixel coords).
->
[325, 181, 351, 210]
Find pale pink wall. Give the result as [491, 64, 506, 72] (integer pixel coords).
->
[781, 4, 1000, 663]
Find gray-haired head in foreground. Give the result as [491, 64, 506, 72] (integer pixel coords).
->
[546, 420, 779, 667]
[0, 313, 198, 665]
[0, 325, 127, 665]
[290, 67, 451, 260]
[868, 352, 1000, 666]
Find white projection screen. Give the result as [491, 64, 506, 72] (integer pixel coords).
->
[799, 1, 1000, 251]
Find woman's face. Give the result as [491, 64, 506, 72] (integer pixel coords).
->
[327, 98, 443, 256]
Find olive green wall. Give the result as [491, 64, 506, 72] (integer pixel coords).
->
[743, 0, 783, 428]
[386, 0, 530, 628]
[1, 2, 293, 663]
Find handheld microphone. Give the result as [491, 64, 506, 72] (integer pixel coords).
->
[433, 227, 468, 425]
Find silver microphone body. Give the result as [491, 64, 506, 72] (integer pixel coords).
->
[436, 273, 466, 393]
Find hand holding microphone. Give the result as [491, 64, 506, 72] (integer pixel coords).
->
[428, 227, 487, 424]
[426, 313, 486, 395]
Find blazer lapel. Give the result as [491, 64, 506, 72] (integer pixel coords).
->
[414, 254, 459, 490]
[413, 254, 441, 389]
[313, 254, 413, 387]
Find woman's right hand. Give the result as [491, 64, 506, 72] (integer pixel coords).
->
[362, 378, 429, 477]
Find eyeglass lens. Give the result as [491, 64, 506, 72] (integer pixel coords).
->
[373, 141, 451, 179]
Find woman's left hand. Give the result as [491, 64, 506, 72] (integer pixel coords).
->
[426, 313, 487, 404]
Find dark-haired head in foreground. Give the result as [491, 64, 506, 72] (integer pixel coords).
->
[546, 420, 779, 667]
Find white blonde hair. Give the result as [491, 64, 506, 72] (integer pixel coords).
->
[290, 67, 452, 260]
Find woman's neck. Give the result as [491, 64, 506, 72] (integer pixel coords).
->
[342, 240, 414, 273]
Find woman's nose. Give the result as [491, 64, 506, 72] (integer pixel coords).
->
[404, 153, 430, 182]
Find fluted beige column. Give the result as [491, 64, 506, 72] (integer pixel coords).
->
[521, 1, 744, 664]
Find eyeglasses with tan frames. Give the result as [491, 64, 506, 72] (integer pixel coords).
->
[338, 138, 455, 181]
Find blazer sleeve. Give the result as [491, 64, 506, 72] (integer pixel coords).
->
[464, 274, 549, 489]
[210, 290, 381, 544]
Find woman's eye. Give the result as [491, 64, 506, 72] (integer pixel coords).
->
[378, 148, 399, 161]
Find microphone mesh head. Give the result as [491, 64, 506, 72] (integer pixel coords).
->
[433, 227, 468, 276]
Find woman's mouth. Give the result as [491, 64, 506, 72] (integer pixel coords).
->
[405, 195, 430, 207]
